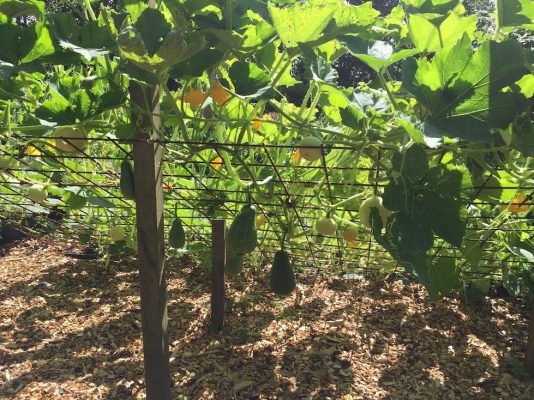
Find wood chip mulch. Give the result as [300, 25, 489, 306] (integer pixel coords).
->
[1, 237, 533, 399]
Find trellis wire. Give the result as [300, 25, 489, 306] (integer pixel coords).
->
[1, 135, 532, 279]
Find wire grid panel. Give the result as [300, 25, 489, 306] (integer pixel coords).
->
[0, 134, 533, 278]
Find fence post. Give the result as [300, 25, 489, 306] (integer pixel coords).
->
[130, 27, 171, 399]
[526, 302, 534, 377]
[211, 219, 226, 331]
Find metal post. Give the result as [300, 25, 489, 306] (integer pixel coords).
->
[211, 219, 226, 331]
[130, 28, 171, 398]
[525, 302, 534, 377]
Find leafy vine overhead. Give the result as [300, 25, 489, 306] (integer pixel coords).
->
[0, 0, 533, 300]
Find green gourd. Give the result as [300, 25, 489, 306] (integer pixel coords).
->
[225, 253, 243, 276]
[269, 250, 296, 295]
[120, 159, 135, 200]
[169, 218, 186, 249]
[226, 204, 257, 254]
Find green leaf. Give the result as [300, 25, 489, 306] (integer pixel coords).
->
[330, 1, 379, 31]
[391, 143, 429, 185]
[134, 8, 171, 56]
[403, 0, 460, 16]
[303, 54, 338, 83]
[0, 24, 36, 64]
[395, 211, 434, 253]
[384, 146, 471, 248]
[268, 0, 338, 48]
[512, 119, 534, 157]
[169, 47, 224, 79]
[0, 0, 44, 19]
[63, 187, 87, 210]
[122, 0, 147, 24]
[229, 61, 270, 97]
[114, 124, 136, 140]
[500, 0, 534, 31]
[88, 195, 116, 208]
[420, 164, 471, 247]
[371, 208, 431, 284]
[339, 105, 364, 130]
[407, 6, 476, 52]
[514, 74, 534, 98]
[462, 239, 482, 267]
[396, 117, 426, 145]
[203, 28, 245, 50]
[34, 89, 72, 124]
[403, 35, 529, 142]
[49, 13, 115, 61]
[428, 257, 460, 299]
[20, 23, 54, 63]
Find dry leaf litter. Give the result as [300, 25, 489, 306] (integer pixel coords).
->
[1, 237, 533, 399]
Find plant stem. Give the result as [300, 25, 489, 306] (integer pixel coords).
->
[377, 70, 399, 111]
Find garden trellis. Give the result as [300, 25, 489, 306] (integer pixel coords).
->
[1, 0, 534, 398]
[3, 136, 532, 275]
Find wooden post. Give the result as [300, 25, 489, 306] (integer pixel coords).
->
[130, 3, 170, 393]
[211, 219, 226, 331]
[525, 302, 534, 377]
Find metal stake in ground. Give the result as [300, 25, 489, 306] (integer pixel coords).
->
[130, 53, 171, 400]
[211, 219, 226, 331]
[526, 301, 534, 377]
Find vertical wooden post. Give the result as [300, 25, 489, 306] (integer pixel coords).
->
[130, 2, 170, 392]
[211, 219, 226, 331]
[525, 302, 534, 377]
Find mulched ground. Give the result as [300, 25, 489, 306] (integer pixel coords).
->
[1, 237, 533, 400]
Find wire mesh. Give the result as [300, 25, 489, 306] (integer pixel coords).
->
[1, 129, 533, 280]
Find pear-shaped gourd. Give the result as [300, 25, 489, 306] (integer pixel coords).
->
[53, 127, 88, 153]
[226, 204, 257, 255]
[342, 225, 358, 242]
[359, 195, 391, 229]
[316, 216, 336, 236]
[28, 184, 47, 204]
[269, 250, 296, 295]
[169, 218, 186, 249]
[110, 226, 126, 242]
[297, 136, 323, 162]
[120, 159, 135, 200]
[225, 253, 243, 276]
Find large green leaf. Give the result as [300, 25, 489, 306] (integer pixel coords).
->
[49, 13, 115, 61]
[0, 22, 54, 65]
[500, 0, 534, 31]
[403, 35, 529, 142]
[303, 53, 338, 83]
[0, 0, 44, 19]
[390, 143, 429, 184]
[402, 0, 460, 16]
[134, 8, 171, 56]
[420, 164, 471, 247]
[383, 145, 471, 248]
[327, 1, 378, 36]
[428, 257, 460, 299]
[371, 208, 431, 285]
[407, 7, 476, 52]
[169, 47, 224, 79]
[229, 61, 271, 97]
[268, 0, 338, 48]
[34, 89, 73, 124]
